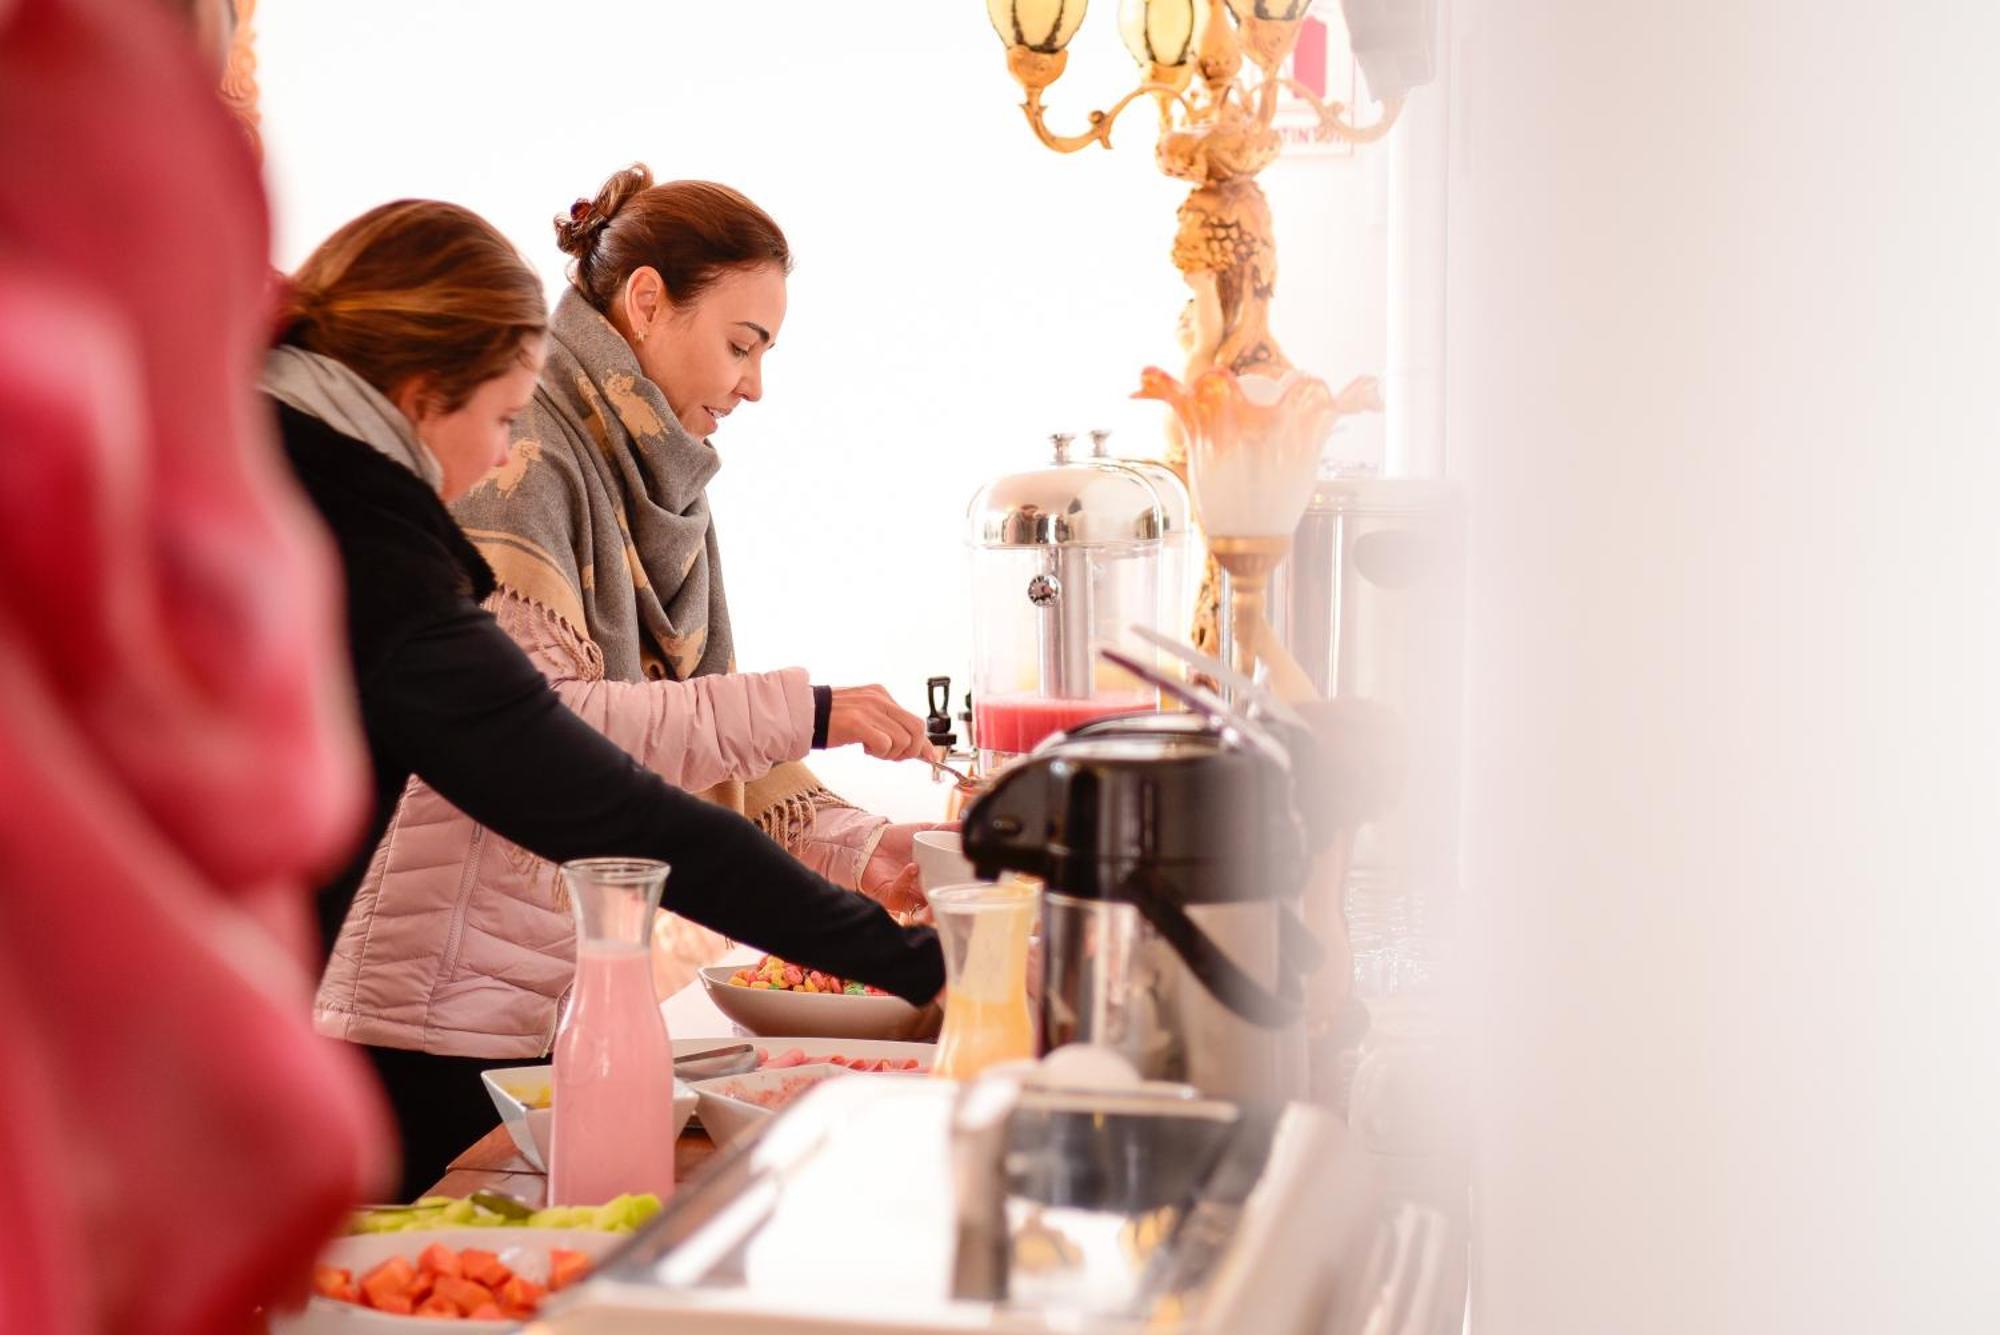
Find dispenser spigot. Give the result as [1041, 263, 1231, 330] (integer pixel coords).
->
[925, 675, 958, 751]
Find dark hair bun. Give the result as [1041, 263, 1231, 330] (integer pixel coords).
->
[553, 163, 655, 260]
[557, 166, 791, 313]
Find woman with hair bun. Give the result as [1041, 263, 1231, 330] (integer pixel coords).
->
[271, 199, 941, 1198]
[354, 165, 946, 1032]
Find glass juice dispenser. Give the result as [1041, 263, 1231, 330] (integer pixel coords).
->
[1087, 428, 1192, 656]
[966, 434, 1168, 770]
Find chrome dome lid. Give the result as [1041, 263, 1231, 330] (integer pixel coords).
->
[968, 433, 1166, 548]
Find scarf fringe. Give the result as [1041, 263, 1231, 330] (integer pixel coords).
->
[486, 586, 606, 682]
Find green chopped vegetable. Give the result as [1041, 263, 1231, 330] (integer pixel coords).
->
[349, 1191, 662, 1235]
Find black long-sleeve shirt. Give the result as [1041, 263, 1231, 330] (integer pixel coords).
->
[276, 400, 942, 1005]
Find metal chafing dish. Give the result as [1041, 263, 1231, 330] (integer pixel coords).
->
[525, 1071, 1374, 1333]
[1270, 467, 1466, 989]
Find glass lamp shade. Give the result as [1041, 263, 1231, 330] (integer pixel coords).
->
[1224, 0, 1314, 22]
[1118, 0, 1207, 68]
[1135, 364, 1335, 541]
[988, 0, 1091, 52]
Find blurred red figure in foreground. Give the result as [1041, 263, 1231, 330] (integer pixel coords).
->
[0, 0, 391, 1330]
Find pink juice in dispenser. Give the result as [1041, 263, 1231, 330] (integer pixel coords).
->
[548, 861, 679, 1206]
[973, 694, 1154, 755]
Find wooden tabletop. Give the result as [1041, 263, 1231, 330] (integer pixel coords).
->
[424, 1121, 722, 1206]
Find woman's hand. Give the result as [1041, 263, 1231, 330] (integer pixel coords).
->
[860, 821, 952, 922]
[825, 685, 933, 762]
[863, 862, 930, 924]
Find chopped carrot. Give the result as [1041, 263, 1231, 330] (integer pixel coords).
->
[433, 1275, 498, 1316]
[311, 1264, 357, 1304]
[360, 1255, 419, 1310]
[417, 1242, 463, 1278]
[414, 1292, 459, 1318]
[547, 1248, 592, 1291]
[497, 1274, 547, 1317]
[319, 1245, 580, 1321]
[458, 1247, 513, 1289]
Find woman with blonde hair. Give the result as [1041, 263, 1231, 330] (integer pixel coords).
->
[272, 199, 940, 1197]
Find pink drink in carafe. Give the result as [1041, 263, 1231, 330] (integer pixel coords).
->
[548, 860, 678, 1206]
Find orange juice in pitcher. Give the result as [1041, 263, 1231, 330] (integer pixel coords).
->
[930, 875, 1040, 1080]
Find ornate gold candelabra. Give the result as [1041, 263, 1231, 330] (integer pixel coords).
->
[221, 0, 262, 154]
[985, 0, 1401, 659]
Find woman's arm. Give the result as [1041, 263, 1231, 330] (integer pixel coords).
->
[492, 589, 816, 793]
[365, 604, 942, 1003]
[791, 802, 889, 890]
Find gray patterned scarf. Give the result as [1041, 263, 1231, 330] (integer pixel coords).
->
[454, 287, 733, 683]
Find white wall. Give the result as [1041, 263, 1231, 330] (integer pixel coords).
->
[1448, 2, 2000, 1331]
[257, 0, 1388, 788]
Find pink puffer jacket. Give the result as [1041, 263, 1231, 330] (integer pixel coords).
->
[313, 590, 886, 1058]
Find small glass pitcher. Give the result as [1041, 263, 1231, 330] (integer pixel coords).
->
[930, 876, 1041, 1080]
[548, 858, 678, 1206]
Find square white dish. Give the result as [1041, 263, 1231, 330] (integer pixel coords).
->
[481, 1067, 695, 1172]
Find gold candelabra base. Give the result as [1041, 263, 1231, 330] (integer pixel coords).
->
[1210, 534, 1292, 683]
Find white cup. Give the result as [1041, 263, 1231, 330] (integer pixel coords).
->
[912, 830, 981, 893]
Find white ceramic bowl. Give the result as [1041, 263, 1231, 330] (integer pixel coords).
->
[689, 1063, 857, 1149]
[698, 965, 925, 1040]
[481, 1067, 695, 1172]
[269, 1228, 620, 1332]
[911, 829, 979, 893]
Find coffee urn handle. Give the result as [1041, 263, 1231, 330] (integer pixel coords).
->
[1116, 868, 1313, 1028]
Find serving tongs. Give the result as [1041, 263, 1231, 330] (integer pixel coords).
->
[1098, 645, 1296, 774]
[922, 753, 975, 787]
[1129, 624, 1311, 726]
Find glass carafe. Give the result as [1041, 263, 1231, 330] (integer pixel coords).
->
[548, 858, 678, 1206]
[930, 876, 1041, 1080]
